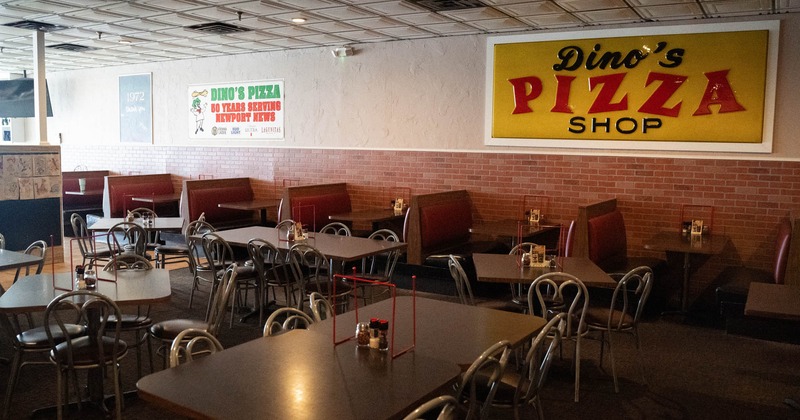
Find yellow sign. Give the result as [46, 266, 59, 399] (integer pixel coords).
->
[486, 22, 779, 152]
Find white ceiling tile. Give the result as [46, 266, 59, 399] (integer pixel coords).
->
[627, 0, 697, 5]
[224, 1, 294, 16]
[467, 17, 530, 31]
[6, 0, 79, 14]
[573, 7, 641, 23]
[183, 6, 240, 21]
[262, 37, 317, 48]
[98, 3, 167, 19]
[275, 0, 342, 9]
[63, 8, 129, 23]
[635, 3, 704, 19]
[136, 0, 205, 13]
[517, 13, 582, 27]
[312, 6, 376, 20]
[704, 0, 773, 16]
[496, 2, 565, 16]
[263, 24, 321, 37]
[333, 29, 394, 42]
[147, 12, 206, 26]
[439, 7, 510, 21]
[303, 20, 360, 33]
[225, 29, 282, 41]
[419, 22, 483, 36]
[358, 1, 428, 15]
[345, 16, 404, 29]
[555, 0, 630, 12]
[295, 32, 351, 45]
[374, 25, 433, 38]
[391, 12, 453, 25]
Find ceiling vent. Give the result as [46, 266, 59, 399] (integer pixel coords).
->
[406, 0, 486, 12]
[47, 43, 96, 52]
[2, 20, 68, 32]
[186, 22, 251, 35]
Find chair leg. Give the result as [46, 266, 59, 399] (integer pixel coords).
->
[608, 332, 619, 393]
[2, 351, 22, 420]
[146, 333, 154, 374]
[574, 336, 582, 403]
[56, 368, 63, 420]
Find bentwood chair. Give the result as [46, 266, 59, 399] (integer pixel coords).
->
[309, 291, 334, 322]
[263, 307, 315, 337]
[202, 233, 258, 327]
[247, 238, 294, 325]
[448, 255, 475, 306]
[168, 328, 224, 367]
[320, 222, 352, 236]
[149, 263, 238, 368]
[352, 229, 403, 304]
[0, 232, 5, 249]
[129, 207, 160, 250]
[9, 240, 47, 331]
[454, 340, 512, 420]
[106, 221, 148, 260]
[528, 272, 589, 402]
[402, 395, 459, 420]
[103, 254, 155, 378]
[584, 266, 653, 393]
[1, 304, 86, 420]
[44, 290, 128, 420]
[70, 213, 111, 268]
[288, 243, 352, 314]
[185, 220, 217, 312]
[491, 313, 566, 420]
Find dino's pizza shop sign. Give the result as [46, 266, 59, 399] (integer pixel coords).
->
[485, 21, 779, 153]
[188, 79, 284, 140]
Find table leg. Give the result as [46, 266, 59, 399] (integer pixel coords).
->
[259, 209, 268, 226]
[681, 252, 690, 314]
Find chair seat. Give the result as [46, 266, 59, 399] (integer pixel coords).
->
[583, 306, 633, 329]
[154, 244, 189, 254]
[108, 313, 153, 329]
[17, 324, 87, 349]
[149, 319, 211, 341]
[216, 264, 257, 280]
[51, 336, 128, 365]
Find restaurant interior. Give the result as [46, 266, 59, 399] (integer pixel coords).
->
[2, 1, 800, 419]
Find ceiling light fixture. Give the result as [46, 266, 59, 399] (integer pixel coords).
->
[291, 17, 306, 23]
[331, 46, 354, 58]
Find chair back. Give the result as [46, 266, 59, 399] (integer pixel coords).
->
[361, 229, 402, 281]
[528, 272, 589, 339]
[129, 207, 159, 243]
[288, 243, 330, 305]
[71, 213, 100, 257]
[517, 313, 566, 409]
[247, 238, 279, 283]
[103, 253, 153, 271]
[263, 307, 315, 336]
[456, 339, 512, 420]
[309, 291, 333, 322]
[13, 240, 46, 284]
[44, 290, 125, 370]
[106, 221, 147, 257]
[608, 266, 653, 331]
[402, 395, 458, 420]
[276, 219, 295, 239]
[169, 328, 224, 367]
[447, 255, 474, 306]
[206, 263, 239, 336]
[320, 222, 352, 236]
[201, 232, 236, 272]
[773, 217, 792, 284]
[185, 220, 216, 275]
[0, 232, 4, 250]
[563, 220, 576, 257]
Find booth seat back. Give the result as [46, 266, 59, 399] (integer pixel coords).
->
[290, 193, 351, 231]
[108, 180, 173, 217]
[587, 209, 628, 270]
[419, 200, 472, 252]
[188, 185, 254, 225]
[773, 217, 792, 284]
[63, 177, 105, 208]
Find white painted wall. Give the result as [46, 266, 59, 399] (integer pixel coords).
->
[41, 14, 800, 159]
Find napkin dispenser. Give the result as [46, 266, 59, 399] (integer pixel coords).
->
[393, 198, 404, 215]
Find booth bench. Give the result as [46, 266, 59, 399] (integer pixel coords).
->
[62, 170, 108, 233]
[278, 183, 352, 232]
[180, 177, 260, 229]
[103, 173, 176, 218]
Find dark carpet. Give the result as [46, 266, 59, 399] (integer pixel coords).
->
[1, 268, 800, 419]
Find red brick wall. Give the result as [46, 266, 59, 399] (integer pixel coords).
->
[63, 144, 799, 306]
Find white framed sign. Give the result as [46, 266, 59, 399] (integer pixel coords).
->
[188, 79, 284, 140]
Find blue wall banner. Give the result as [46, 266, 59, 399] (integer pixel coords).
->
[119, 73, 152, 144]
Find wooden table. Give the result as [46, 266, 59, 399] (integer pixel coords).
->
[213, 226, 407, 264]
[0, 249, 44, 271]
[63, 189, 103, 197]
[137, 296, 544, 418]
[470, 220, 561, 247]
[744, 282, 800, 321]
[473, 253, 616, 289]
[218, 198, 281, 226]
[0, 270, 170, 410]
[328, 208, 407, 234]
[130, 193, 182, 206]
[644, 231, 729, 314]
[87, 217, 185, 233]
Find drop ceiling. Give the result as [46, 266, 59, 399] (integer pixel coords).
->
[0, 0, 795, 73]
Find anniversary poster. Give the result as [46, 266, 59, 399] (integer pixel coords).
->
[188, 79, 284, 140]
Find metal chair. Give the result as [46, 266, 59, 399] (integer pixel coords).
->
[402, 395, 459, 420]
[320, 222, 352, 236]
[129, 207, 160, 248]
[70, 213, 111, 267]
[528, 272, 589, 402]
[149, 263, 238, 368]
[309, 291, 334, 322]
[508, 242, 541, 311]
[44, 290, 128, 420]
[288, 243, 352, 314]
[106, 221, 148, 259]
[185, 220, 216, 311]
[584, 266, 653, 393]
[168, 328, 224, 367]
[263, 307, 315, 337]
[247, 238, 294, 326]
[202, 232, 259, 327]
[103, 253, 155, 379]
[351, 229, 403, 304]
[448, 255, 475, 306]
[0, 232, 4, 249]
[0, 301, 86, 420]
[9, 240, 47, 331]
[454, 340, 512, 420]
[491, 313, 566, 420]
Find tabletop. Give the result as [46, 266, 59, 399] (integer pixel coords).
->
[470, 220, 560, 239]
[87, 217, 185, 233]
[329, 208, 407, 224]
[744, 282, 800, 321]
[0, 270, 171, 314]
[473, 253, 617, 289]
[137, 329, 461, 420]
[643, 231, 730, 255]
[0, 249, 44, 271]
[130, 193, 182, 205]
[63, 189, 103, 196]
[213, 226, 407, 262]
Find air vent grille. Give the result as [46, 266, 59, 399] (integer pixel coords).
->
[47, 43, 95, 52]
[186, 22, 251, 34]
[3, 20, 68, 32]
[406, 0, 485, 12]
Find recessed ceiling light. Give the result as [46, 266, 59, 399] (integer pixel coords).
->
[291, 17, 306, 23]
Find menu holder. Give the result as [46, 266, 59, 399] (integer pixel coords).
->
[526, 208, 541, 225]
[331, 272, 417, 359]
[691, 219, 704, 236]
[529, 244, 548, 267]
[393, 198, 404, 216]
[292, 203, 317, 238]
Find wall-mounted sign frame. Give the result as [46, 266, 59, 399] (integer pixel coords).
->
[187, 79, 284, 140]
[119, 73, 153, 144]
[485, 21, 779, 153]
